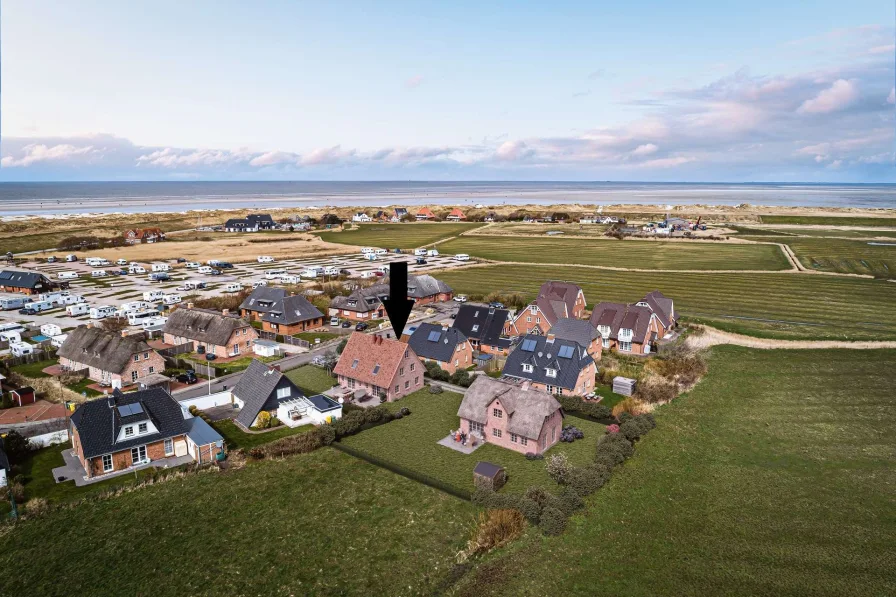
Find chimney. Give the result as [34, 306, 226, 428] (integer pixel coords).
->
[187, 302, 194, 310]
[86, 322, 94, 329]
[546, 333, 555, 343]
[222, 308, 229, 316]
[521, 381, 531, 390]
[270, 364, 281, 372]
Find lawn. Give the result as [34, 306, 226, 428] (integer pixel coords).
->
[783, 237, 896, 278]
[436, 264, 896, 341]
[0, 449, 476, 597]
[316, 222, 485, 249]
[209, 419, 314, 451]
[292, 331, 339, 343]
[284, 364, 338, 395]
[760, 215, 896, 226]
[10, 358, 57, 378]
[453, 347, 896, 597]
[438, 235, 792, 271]
[184, 353, 278, 374]
[340, 388, 605, 494]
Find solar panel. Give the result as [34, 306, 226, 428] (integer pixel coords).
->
[118, 403, 144, 417]
[427, 330, 441, 342]
[558, 345, 574, 359]
[521, 339, 537, 352]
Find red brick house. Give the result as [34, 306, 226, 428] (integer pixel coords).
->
[589, 302, 662, 356]
[506, 281, 586, 336]
[333, 333, 424, 401]
[407, 275, 453, 304]
[238, 287, 325, 334]
[446, 208, 466, 221]
[502, 333, 596, 396]
[123, 227, 165, 244]
[406, 323, 472, 374]
[416, 207, 436, 220]
[457, 376, 563, 455]
[452, 304, 513, 356]
[70, 387, 224, 479]
[0, 270, 54, 295]
[162, 306, 257, 359]
[636, 290, 677, 338]
[58, 325, 165, 387]
[328, 284, 387, 322]
[548, 318, 602, 359]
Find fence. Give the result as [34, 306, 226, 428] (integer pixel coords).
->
[157, 342, 195, 358]
[257, 331, 310, 348]
[331, 442, 472, 502]
[1, 348, 56, 368]
[163, 355, 217, 379]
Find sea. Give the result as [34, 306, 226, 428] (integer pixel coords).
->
[0, 181, 894, 217]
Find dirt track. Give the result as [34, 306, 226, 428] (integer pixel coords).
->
[685, 325, 896, 350]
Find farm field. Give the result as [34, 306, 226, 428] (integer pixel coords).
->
[436, 264, 896, 341]
[464, 222, 611, 237]
[454, 347, 896, 597]
[438, 235, 792, 271]
[315, 222, 486, 249]
[759, 215, 896, 226]
[783, 237, 896, 278]
[340, 389, 605, 493]
[0, 449, 475, 597]
[733, 226, 896, 239]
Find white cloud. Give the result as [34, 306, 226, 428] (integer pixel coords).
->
[797, 79, 859, 114]
[0, 143, 95, 167]
[405, 75, 424, 89]
[249, 151, 299, 167]
[300, 145, 356, 166]
[631, 143, 658, 157]
[867, 44, 895, 55]
[494, 140, 534, 162]
[888, 87, 895, 104]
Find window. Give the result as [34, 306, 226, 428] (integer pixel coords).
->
[124, 426, 134, 437]
[492, 408, 502, 418]
[143, 352, 149, 359]
[133, 355, 139, 362]
[546, 385, 554, 394]
[351, 359, 359, 369]
[455, 359, 459, 366]
[551, 428, 556, 441]
[492, 428, 502, 438]
[164, 439, 173, 456]
[415, 376, 419, 385]
[620, 341, 632, 352]
[536, 317, 541, 324]
[522, 363, 533, 373]
[277, 387, 290, 399]
[404, 380, 410, 389]
[545, 368, 557, 378]
[399, 367, 404, 376]
[526, 316, 532, 323]
[132, 370, 138, 381]
[404, 349, 409, 358]
[471, 325, 479, 332]
[410, 363, 415, 372]
[347, 378, 355, 389]
[138, 423, 148, 434]
[372, 364, 381, 375]
[149, 366, 154, 374]
[470, 421, 484, 433]
[602, 337, 610, 349]
[102, 454, 113, 473]
[510, 433, 518, 443]
[520, 437, 528, 446]
[395, 385, 399, 393]
[530, 306, 537, 314]
[131, 445, 147, 464]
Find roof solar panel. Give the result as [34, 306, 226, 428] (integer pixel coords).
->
[521, 339, 537, 352]
[558, 345, 574, 359]
[427, 330, 441, 342]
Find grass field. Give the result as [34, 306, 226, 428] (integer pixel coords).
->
[453, 347, 896, 597]
[733, 226, 896, 239]
[10, 358, 57, 378]
[0, 449, 476, 597]
[284, 364, 339, 395]
[210, 419, 314, 450]
[760, 215, 896, 226]
[340, 389, 605, 493]
[438, 235, 791, 271]
[292, 331, 339, 343]
[316, 222, 486, 249]
[783, 237, 896, 278]
[436, 264, 896, 340]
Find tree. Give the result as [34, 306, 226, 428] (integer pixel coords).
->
[100, 316, 129, 333]
[3, 430, 33, 466]
[545, 452, 572, 485]
[336, 338, 348, 355]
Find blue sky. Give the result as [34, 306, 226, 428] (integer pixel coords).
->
[1, 0, 893, 181]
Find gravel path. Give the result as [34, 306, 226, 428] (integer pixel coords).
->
[685, 325, 896, 350]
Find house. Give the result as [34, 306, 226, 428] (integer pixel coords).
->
[373, 210, 390, 222]
[123, 227, 165, 244]
[69, 387, 223, 479]
[484, 212, 497, 222]
[457, 376, 564, 455]
[328, 284, 388, 322]
[232, 360, 342, 429]
[452, 304, 513, 356]
[352, 212, 372, 223]
[393, 208, 409, 222]
[416, 207, 436, 220]
[239, 286, 288, 321]
[162, 306, 257, 359]
[588, 302, 662, 355]
[0, 270, 54, 295]
[502, 333, 596, 396]
[548, 318, 602, 359]
[58, 326, 165, 387]
[223, 213, 276, 232]
[257, 294, 324, 335]
[406, 323, 473, 374]
[406, 274, 453, 304]
[636, 290, 677, 337]
[253, 339, 281, 357]
[446, 208, 466, 221]
[505, 281, 586, 336]
[333, 333, 424, 401]
[11, 386, 36, 407]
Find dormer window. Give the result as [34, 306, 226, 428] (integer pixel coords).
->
[545, 368, 557, 378]
[372, 364, 380, 375]
[138, 422, 148, 433]
[471, 325, 479, 332]
[522, 363, 533, 373]
[133, 355, 139, 362]
[529, 306, 537, 314]
[124, 426, 134, 437]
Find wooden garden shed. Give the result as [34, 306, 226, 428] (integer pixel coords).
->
[473, 461, 507, 491]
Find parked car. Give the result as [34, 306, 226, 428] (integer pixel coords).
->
[176, 258, 187, 263]
[330, 316, 340, 326]
[341, 321, 352, 328]
[257, 255, 275, 263]
[217, 262, 234, 269]
[176, 370, 199, 384]
[488, 301, 505, 308]
[252, 280, 268, 288]
[416, 258, 427, 265]
[47, 256, 58, 263]
[355, 322, 369, 331]
[208, 269, 222, 276]
[455, 295, 468, 302]
[65, 254, 78, 262]
[186, 262, 201, 269]
[116, 258, 128, 266]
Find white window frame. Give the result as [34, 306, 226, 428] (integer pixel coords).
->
[164, 438, 174, 456]
[102, 454, 113, 473]
[620, 341, 632, 352]
[124, 426, 134, 437]
[277, 387, 290, 399]
[138, 422, 148, 434]
[522, 363, 533, 373]
[545, 368, 557, 378]
[131, 445, 147, 465]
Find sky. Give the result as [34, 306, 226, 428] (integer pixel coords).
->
[1, 0, 894, 182]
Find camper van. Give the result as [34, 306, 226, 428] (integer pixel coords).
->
[427, 249, 439, 257]
[0, 296, 27, 311]
[149, 273, 170, 282]
[364, 253, 378, 261]
[85, 257, 105, 266]
[257, 256, 275, 263]
[89, 305, 117, 319]
[9, 342, 34, 357]
[197, 266, 214, 275]
[324, 266, 340, 276]
[38, 291, 69, 304]
[142, 290, 165, 302]
[20, 300, 54, 314]
[374, 248, 387, 255]
[58, 294, 85, 306]
[162, 294, 182, 306]
[40, 324, 62, 337]
[414, 249, 427, 256]
[359, 271, 377, 279]
[91, 270, 108, 277]
[51, 334, 68, 348]
[140, 316, 168, 330]
[453, 254, 470, 261]
[264, 269, 287, 280]
[279, 274, 302, 285]
[151, 263, 170, 272]
[0, 331, 22, 344]
[65, 254, 78, 262]
[185, 262, 201, 269]
[223, 283, 242, 293]
[128, 264, 147, 274]
[298, 269, 317, 279]
[116, 258, 128, 266]
[57, 271, 80, 280]
[0, 322, 25, 335]
[176, 281, 206, 292]
[119, 301, 155, 314]
[66, 303, 90, 317]
[251, 280, 268, 288]
[127, 310, 159, 326]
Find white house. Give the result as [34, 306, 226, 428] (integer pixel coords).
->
[253, 339, 281, 357]
[352, 212, 372, 223]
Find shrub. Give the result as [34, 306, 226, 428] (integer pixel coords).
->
[525, 452, 544, 461]
[9, 481, 25, 502]
[639, 412, 657, 430]
[634, 375, 678, 404]
[24, 497, 50, 516]
[188, 405, 199, 416]
[399, 407, 411, 416]
[556, 487, 584, 516]
[3, 430, 33, 465]
[605, 424, 620, 434]
[559, 425, 584, 443]
[597, 432, 634, 460]
[318, 425, 336, 446]
[619, 420, 642, 442]
[617, 411, 635, 425]
[462, 509, 526, 559]
[257, 429, 324, 458]
[269, 416, 281, 428]
[567, 466, 607, 497]
[393, 412, 404, 420]
[581, 402, 612, 420]
[248, 447, 265, 459]
[519, 497, 542, 524]
[654, 346, 707, 386]
[364, 406, 385, 423]
[545, 452, 572, 485]
[539, 506, 567, 536]
[332, 410, 366, 437]
[612, 397, 647, 417]
[594, 451, 617, 470]
[472, 488, 493, 507]
[428, 384, 443, 394]
[254, 411, 272, 430]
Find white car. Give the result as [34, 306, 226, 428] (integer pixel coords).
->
[257, 255, 275, 263]
[116, 258, 128, 266]
[264, 269, 287, 280]
[197, 266, 213, 274]
[252, 280, 268, 288]
[186, 262, 201, 269]
[453, 254, 470, 261]
[360, 247, 375, 255]
[414, 249, 427, 256]
[454, 295, 468, 302]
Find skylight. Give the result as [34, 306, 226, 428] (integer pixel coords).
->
[521, 339, 537, 352]
[372, 364, 380, 375]
[471, 325, 479, 332]
[427, 330, 441, 342]
[118, 403, 144, 417]
[558, 345, 574, 359]
[351, 359, 359, 369]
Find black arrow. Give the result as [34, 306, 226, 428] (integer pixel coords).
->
[381, 261, 414, 337]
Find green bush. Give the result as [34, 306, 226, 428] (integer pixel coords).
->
[638, 412, 657, 430]
[257, 429, 324, 458]
[568, 466, 606, 497]
[545, 452, 572, 485]
[449, 370, 474, 387]
[3, 430, 33, 466]
[594, 451, 618, 470]
[539, 506, 567, 536]
[619, 420, 642, 442]
[556, 487, 584, 516]
[617, 411, 635, 425]
[318, 425, 336, 446]
[519, 497, 542, 524]
[581, 402, 612, 420]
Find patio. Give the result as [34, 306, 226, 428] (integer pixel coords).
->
[437, 433, 482, 454]
[51, 448, 194, 487]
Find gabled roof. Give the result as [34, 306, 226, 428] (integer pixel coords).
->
[407, 323, 467, 363]
[458, 376, 562, 440]
[447, 208, 466, 219]
[548, 318, 598, 348]
[239, 287, 288, 313]
[0, 270, 51, 290]
[233, 360, 303, 428]
[406, 275, 452, 299]
[330, 284, 388, 313]
[333, 333, 416, 387]
[589, 302, 654, 341]
[452, 304, 509, 346]
[58, 326, 156, 375]
[394, 208, 409, 216]
[502, 334, 593, 390]
[163, 308, 251, 346]
[260, 294, 324, 325]
[537, 281, 583, 320]
[638, 290, 675, 328]
[70, 387, 190, 459]
[417, 207, 436, 218]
